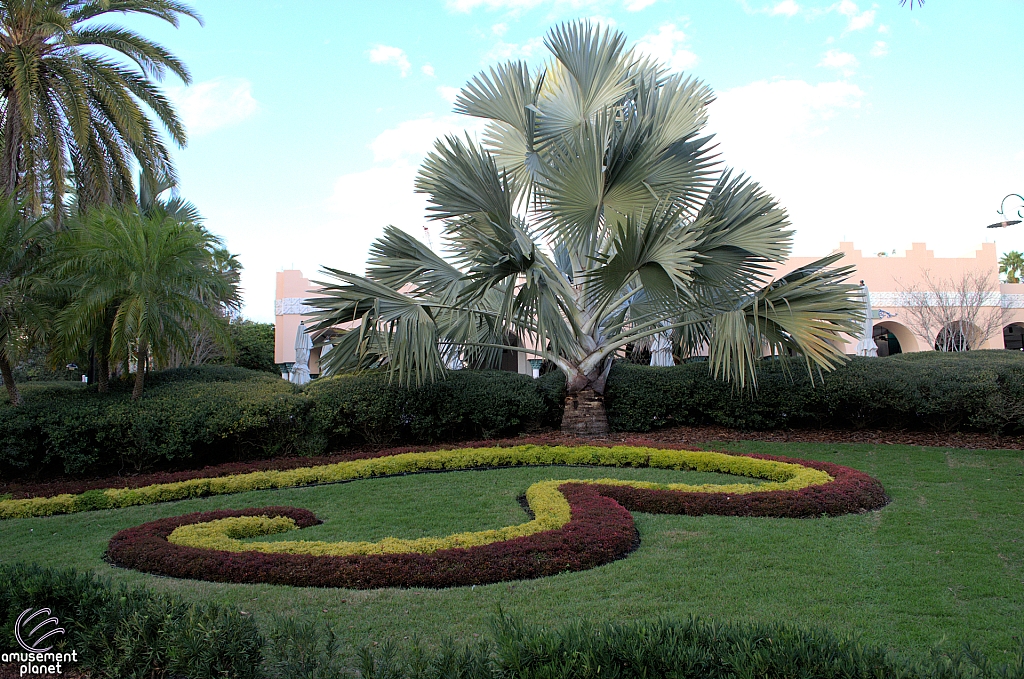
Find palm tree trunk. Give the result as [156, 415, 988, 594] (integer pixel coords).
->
[95, 331, 111, 393]
[97, 350, 110, 393]
[560, 389, 609, 435]
[132, 339, 148, 401]
[0, 353, 22, 406]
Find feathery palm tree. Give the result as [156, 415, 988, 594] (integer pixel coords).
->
[309, 22, 863, 434]
[1001, 251, 1024, 284]
[0, 0, 200, 216]
[55, 203, 238, 399]
[0, 194, 50, 404]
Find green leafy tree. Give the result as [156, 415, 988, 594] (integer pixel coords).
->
[1000, 251, 1023, 284]
[55, 203, 238, 399]
[310, 22, 863, 434]
[0, 194, 51, 404]
[0, 0, 200, 215]
[228, 319, 277, 373]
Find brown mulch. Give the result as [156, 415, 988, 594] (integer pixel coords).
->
[2, 426, 1021, 501]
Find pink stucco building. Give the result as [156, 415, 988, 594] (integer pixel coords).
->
[274, 241, 1024, 376]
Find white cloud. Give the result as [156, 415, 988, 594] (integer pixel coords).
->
[847, 8, 875, 31]
[492, 22, 508, 36]
[167, 78, 258, 137]
[587, 14, 618, 28]
[368, 116, 483, 164]
[485, 36, 546, 62]
[835, 0, 858, 16]
[878, 24, 890, 34]
[831, 1, 874, 32]
[421, 63, 436, 77]
[870, 41, 889, 57]
[438, 86, 462, 104]
[448, 0, 599, 12]
[770, 0, 800, 17]
[819, 49, 859, 75]
[634, 23, 699, 72]
[710, 79, 864, 144]
[368, 44, 411, 77]
[624, 0, 658, 11]
[322, 115, 486, 278]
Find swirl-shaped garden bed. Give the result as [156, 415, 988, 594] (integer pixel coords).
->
[87, 445, 888, 588]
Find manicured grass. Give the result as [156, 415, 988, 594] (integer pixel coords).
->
[0, 442, 1021, 658]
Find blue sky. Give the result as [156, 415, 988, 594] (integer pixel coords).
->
[129, 0, 1024, 321]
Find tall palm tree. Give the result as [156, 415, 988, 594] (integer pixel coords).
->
[1000, 251, 1023, 284]
[309, 22, 863, 434]
[55, 203, 237, 399]
[0, 0, 200, 216]
[0, 193, 50, 404]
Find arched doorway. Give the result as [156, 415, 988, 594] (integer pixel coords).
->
[935, 321, 975, 352]
[873, 321, 918, 355]
[1004, 323, 1024, 351]
[872, 325, 900, 356]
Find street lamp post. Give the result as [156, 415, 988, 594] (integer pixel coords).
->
[986, 194, 1024, 229]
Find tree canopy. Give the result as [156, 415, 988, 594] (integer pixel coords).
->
[310, 21, 863, 433]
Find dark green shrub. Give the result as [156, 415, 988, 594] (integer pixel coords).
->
[303, 370, 547, 449]
[0, 368, 307, 478]
[606, 351, 1024, 434]
[536, 370, 567, 428]
[0, 564, 263, 679]
[3, 353, 1021, 482]
[2, 566, 1020, 678]
[354, 611, 1024, 679]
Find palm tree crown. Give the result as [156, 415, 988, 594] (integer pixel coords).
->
[310, 21, 863, 433]
[1001, 251, 1024, 284]
[55, 201, 238, 399]
[0, 0, 200, 215]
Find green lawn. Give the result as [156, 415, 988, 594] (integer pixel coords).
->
[1, 442, 1021, 658]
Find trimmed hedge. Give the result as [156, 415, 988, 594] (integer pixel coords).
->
[0, 445, 836, 520]
[102, 446, 886, 588]
[2, 352, 1023, 482]
[0, 366, 307, 479]
[0, 367, 546, 480]
[303, 369, 547, 447]
[605, 351, 1024, 433]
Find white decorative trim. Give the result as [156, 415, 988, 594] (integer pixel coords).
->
[870, 291, 1005, 308]
[869, 292, 909, 307]
[275, 298, 317, 316]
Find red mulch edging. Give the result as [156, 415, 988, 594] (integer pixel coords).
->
[105, 450, 888, 589]
[5, 426, 1017, 501]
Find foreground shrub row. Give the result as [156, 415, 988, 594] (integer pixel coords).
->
[2, 351, 1022, 481]
[102, 447, 886, 588]
[0, 445, 831, 520]
[1, 564, 1021, 679]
